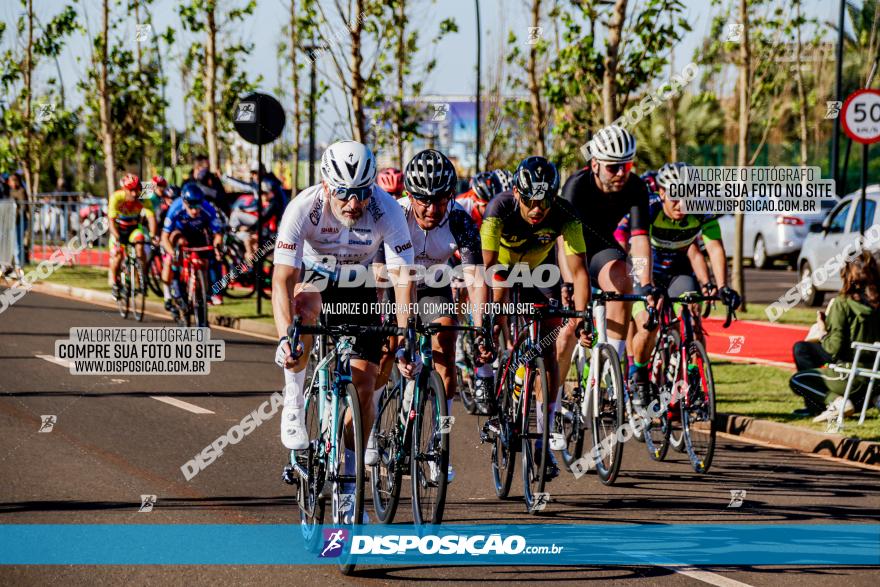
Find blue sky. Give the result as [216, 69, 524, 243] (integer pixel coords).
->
[1, 0, 845, 142]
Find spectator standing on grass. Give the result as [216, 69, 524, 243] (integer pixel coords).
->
[789, 251, 880, 420]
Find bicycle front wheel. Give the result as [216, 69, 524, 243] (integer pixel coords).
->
[681, 341, 716, 473]
[298, 382, 325, 552]
[589, 344, 625, 485]
[559, 346, 587, 470]
[132, 258, 146, 322]
[335, 382, 365, 575]
[192, 268, 209, 328]
[371, 377, 403, 523]
[116, 261, 130, 319]
[411, 371, 449, 524]
[457, 332, 478, 415]
[490, 350, 517, 498]
[146, 249, 164, 297]
[645, 330, 679, 462]
[522, 358, 550, 514]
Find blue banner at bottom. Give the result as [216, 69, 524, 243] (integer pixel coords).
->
[0, 524, 877, 565]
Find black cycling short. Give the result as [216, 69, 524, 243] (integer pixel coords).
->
[299, 270, 384, 365]
[416, 284, 456, 325]
[654, 254, 699, 298]
[586, 245, 628, 282]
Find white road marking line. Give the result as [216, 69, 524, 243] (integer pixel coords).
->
[663, 566, 754, 587]
[149, 396, 214, 415]
[36, 354, 71, 368]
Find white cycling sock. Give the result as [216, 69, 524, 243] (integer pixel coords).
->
[372, 385, 385, 414]
[476, 364, 494, 378]
[608, 337, 626, 359]
[162, 283, 171, 299]
[447, 398, 453, 417]
[548, 400, 558, 434]
[283, 368, 307, 408]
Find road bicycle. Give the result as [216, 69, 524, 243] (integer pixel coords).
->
[556, 291, 655, 485]
[481, 285, 588, 513]
[282, 317, 400, 575]
[171, 245, 213, 328]
[371, 317, 487, 525]
[115, 239, 147, 322]
[642, 293, 735, 472]
[451, 285, 480, 414]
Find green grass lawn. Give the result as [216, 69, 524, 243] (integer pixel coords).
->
[713, 359, 880, 440]
[707, 301, 815, 326]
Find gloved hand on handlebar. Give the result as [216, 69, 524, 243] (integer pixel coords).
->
[719, 285, 741, 310]
[396, 346, 423, 379]
[701, 282, 718, 297]
[634, 283, 663, 307]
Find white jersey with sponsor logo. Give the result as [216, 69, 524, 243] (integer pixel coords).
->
[274, 183, 415, 270]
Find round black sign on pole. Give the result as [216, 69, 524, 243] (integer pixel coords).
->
[233, 92, 286, 314]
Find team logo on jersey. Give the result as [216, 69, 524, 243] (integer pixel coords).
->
[309, 193, 323, 225]
[366, 197, 384, 222]
[394, 242, 413, 254]
[276, 241, 297, 251]
[535, 231, 555, 244]
[321, 227, 339, 234]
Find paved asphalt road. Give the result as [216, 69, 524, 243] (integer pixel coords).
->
[1, 291, 878, 586]
[740, 267, 801, 304]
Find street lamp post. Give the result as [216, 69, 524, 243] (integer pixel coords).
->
[474, 0, 481, 172]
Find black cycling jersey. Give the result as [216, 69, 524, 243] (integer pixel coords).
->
[561, 168, 650, 251]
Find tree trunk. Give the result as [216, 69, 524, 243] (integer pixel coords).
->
[734, 0, 750, 309]
[395, 0, 406, 167]
[135, 0, 144, 177]
[527, 0, 546, 156]
[602, 0, 628, 125]
[290, 0, 301, 191]
[99, 0, 116, 196]
[22, 0, 34, 199]
[794, 1, 809, 167]
[205, 5, 219, 171]
[350, 0, 366, 143]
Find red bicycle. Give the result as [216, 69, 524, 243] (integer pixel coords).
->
[173, 245, 214, 328]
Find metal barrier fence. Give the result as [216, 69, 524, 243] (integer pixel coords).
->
[14, 193, 109, 267]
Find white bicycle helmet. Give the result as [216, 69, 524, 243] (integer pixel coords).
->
[656, 162, 692, 189]
[320, 140, 377, 189]
[588, 125, 637, 162]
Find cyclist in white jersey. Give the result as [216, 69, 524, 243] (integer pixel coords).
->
[372, 150, 495, 481]
[272, 140, 418, 462]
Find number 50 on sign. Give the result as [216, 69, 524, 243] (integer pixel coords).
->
[842, 89, 880, 144]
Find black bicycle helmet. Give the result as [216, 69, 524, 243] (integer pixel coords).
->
[514, 156, 559, 200]
[404, 149, 458, 200]
[470, 171, 502, 203]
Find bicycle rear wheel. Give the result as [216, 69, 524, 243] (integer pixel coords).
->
[681, 341, 716, 473]
[490, 350, 516, 498]
[522, 358, 550, 514]
[334, 383, 365, 575]
[132, 257, 146, 322]
[371, 376, 403, 523]
[411, 371, 449, 524]
[589, 344, 625, 485]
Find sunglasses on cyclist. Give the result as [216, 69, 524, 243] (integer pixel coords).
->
[601, 161, 634, 175]
[330, 185, 372, 202]
[411, 195, 450, 208]
[520, 196, 552, 210]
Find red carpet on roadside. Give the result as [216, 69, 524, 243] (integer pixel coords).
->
[702, 317, 808, 367]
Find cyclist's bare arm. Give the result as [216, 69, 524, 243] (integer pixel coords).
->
[564, 252, 590, 312]
[556, 235, 574, 284]
[160, 231, 175, 256]
[687, 242, 711, 286]
[630, 234, 652, 287]
[704, 237, 728, 288]
[462, 264, 487, 328]
[272, 264, 301, 340]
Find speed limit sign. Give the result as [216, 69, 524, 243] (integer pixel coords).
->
[841, 89, 880, 144]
